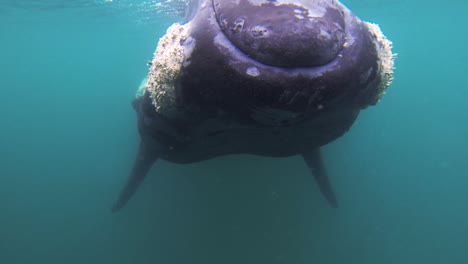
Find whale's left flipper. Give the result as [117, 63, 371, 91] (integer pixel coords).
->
[302, 148, 338, 208]
[112, 142, 158, 212]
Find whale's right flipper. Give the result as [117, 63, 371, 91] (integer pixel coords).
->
[302, 148, 338, 208]
[111, 142, 157, 212]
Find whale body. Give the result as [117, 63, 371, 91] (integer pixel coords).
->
[112, 0, 394, 212]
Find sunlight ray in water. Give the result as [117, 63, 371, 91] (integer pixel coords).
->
[0, 0, 188, 23]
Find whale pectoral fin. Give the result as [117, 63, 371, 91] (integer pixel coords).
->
[302, 148, 338, 208]
[111, 142, 158, 212]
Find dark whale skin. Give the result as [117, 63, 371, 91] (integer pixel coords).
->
[112, 0, 394, 212]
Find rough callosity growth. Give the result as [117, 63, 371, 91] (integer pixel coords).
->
[366, 22, 395, 104]
[145, 23, 189, 113]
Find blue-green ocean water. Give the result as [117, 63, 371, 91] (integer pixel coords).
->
[1, 0, 467, 263]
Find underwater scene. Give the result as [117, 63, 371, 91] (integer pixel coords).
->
[0, 0, 467, 263]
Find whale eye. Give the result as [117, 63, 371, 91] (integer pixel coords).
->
[213, 0, 346, 67]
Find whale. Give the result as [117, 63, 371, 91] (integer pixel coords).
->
[112, 0, 394, 212]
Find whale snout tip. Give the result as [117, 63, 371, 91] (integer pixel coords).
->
[214, 0, 346, 67]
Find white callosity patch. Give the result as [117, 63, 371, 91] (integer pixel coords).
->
[232, 18, 245, 32]
[294, 8, 305, 19]
[145, 23, 194, 113]
[366, 22, 395, 103]
[250, 25, 269, 38]
[246, 66, 260, 77]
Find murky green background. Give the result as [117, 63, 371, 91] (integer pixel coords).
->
[1, 0, 467, 263]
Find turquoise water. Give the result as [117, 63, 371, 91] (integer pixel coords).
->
[1, 0, 467, 263]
